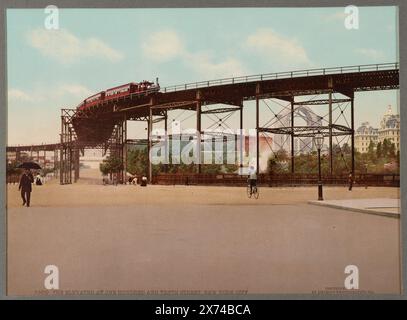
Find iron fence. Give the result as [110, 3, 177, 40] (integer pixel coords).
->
[153, 173, 399, 187]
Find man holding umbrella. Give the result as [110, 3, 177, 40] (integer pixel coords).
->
[18, 162, 40, 207]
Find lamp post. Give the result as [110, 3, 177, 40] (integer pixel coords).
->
[314, 133, 324, 201]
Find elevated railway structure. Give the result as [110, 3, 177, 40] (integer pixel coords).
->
[7, 63, 399, 185]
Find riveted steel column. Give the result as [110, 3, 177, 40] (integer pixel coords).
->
[60, 114, 64, 184]
[256, 83, 260, 175]
[328, 90, 333, 176]
[123, 114, 127, 183]
[196, 91, 202, 174]
[74, 147, 79, 182]
[164, 110, 168, 172]
[351, 93, 355, 175]
[240, 100, 244, 171]
[291, 97, 295, 174]
[68, 127, 72, 184]
[54, 148, 58, 179]
[148, 106, 153, 183]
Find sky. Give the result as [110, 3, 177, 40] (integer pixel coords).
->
[6, 7, 399, 145]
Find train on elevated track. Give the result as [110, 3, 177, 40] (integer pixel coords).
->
[76, 79, 160, 111]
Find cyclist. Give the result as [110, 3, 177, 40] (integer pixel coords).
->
[248, 165, 257, 195]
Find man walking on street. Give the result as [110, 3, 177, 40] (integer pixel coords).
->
[19, 169, 34, 207]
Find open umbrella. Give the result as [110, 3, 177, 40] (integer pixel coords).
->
[17, 162, 42, 170]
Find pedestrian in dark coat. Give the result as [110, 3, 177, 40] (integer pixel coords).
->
[19, 169, 34, 207]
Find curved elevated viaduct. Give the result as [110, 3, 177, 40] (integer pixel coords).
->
[8, 63, 399, 184]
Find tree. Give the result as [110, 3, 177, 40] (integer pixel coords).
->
[342, 143, 351, 155]
[99, 155, 124, 176]
[382, 139, 391, 157]
[275, 148, 289, 161]
[99, 162, 110, 176]
[267, 157, 278, 175]
[388, 142, 396, 159]
[367, 140, 375, 161]
[127, 148, 148, 176]
[376, 141, 382, 159]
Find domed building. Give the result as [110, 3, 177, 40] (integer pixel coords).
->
[355, 122, 378, 153]
[378, 105, 400, 152]
[354, 105, 400, 154]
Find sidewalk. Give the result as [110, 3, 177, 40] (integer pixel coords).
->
[308, 198, 400, 218]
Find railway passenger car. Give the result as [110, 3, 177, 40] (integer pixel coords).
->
[76, 79, 160, 111]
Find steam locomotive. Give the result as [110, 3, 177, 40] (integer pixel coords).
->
[76, 79, 160, 111]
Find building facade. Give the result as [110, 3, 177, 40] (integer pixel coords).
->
[355, 122, 378, 153]
[378, 105, 400, 152]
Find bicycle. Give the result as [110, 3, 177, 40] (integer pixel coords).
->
[246, 181, 259, 199]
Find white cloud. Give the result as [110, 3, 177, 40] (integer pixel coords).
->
[142, 30, 184, 62]
[8, 84, 93, 105]
[54, 84, 93, 98]
[245, 28, 311, 67]
[185, 52, 246, 79]
[142, 30, 247, 78]
[27, 28, 124, 63]
[7, 83, 94, 145]
[8, 88, 33, 102]
[323, 11, 347, 22]
[355, 48, 385, 60]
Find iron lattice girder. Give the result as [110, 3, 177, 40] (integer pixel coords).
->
[71, 141, 108, 149]
[150, 132, 236, 143]
[261, 125, 353, 137]
[150, 100, 197, 110]
[128, 116, 149, 121]
[293, 98, 352, 105]
[6, 143, 61, 152]
[61, 108, 78, 120]
[152, 116, 166, 124]
[201, 106, 241, 114]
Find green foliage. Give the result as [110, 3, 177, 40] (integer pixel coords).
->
[267, 138, 399, 175]
[388, 143, 396, 158]
[200, 164, 238, 174]
[266, 149, 290, 174]
[126, 147, 238, 175]
[382, 139, 390, 157]
[376, 141, 382, 158]
[99, 162, 109, 176]
[127, 138, 399, 177]
[99, 155, 124, 175]
[367, 141, 375, 163]
[267, 157, 278, 175]
[127, 149, 148, 176]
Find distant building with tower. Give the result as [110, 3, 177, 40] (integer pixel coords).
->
[378, 105, 400, 152]
[355, 105, 399, 153]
